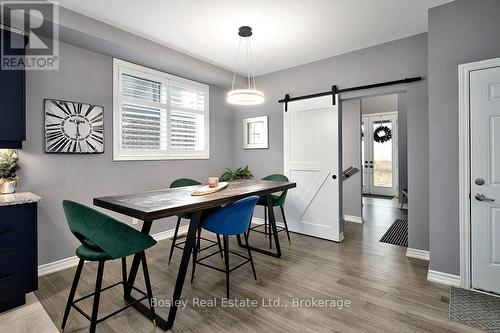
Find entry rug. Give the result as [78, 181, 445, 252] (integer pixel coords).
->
[379, 218, 407, 247]
[449, 286, 500, 332]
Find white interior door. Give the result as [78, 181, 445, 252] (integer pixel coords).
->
[362, 114, 398, 197]
[284, 95, 342, 242]
[471, 66, 500, 294]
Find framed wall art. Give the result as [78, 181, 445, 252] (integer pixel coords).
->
[44, 99, 104, 154]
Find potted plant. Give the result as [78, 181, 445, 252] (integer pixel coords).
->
[220, 165, 253, 181]
[0, 150, 20, 194]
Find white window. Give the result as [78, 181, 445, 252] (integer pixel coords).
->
[113, 59, 209, 160]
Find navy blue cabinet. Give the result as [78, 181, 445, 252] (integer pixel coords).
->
[0, 202, 37, 312]
[0, 30, 26, 149]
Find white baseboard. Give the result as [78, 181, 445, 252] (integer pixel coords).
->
[252, 217, 344, 242]
[406, 248, 430, 261]
[38, 256, 81, 277]
[251, 216, 285, 228]
[344, 215, 363, 223]
[151, 225, 189, 242]
[37, 226, 188, 277]
[427, 269, 461, 287]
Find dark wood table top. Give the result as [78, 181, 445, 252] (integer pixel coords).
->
[93, 179, 296, 221]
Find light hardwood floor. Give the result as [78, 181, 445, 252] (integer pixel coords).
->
[0, 293, 58, 333]
[35, 200, 480, 333]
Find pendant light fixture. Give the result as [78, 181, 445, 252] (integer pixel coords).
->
[227, 26, 265, 106]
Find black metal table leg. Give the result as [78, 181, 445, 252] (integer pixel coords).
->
[165, 211, 202, 329]
[123, 219, 171, 329]
[123, 213, 202, 331]
[238, 194, 282, 258]
[124, 220, 153, 299]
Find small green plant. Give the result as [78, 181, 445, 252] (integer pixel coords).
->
[220, 165, 253, 181]
[0, 150, 19, 181]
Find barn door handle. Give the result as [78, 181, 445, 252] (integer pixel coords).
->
[475, 194, 495, 202]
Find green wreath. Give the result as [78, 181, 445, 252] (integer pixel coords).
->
[373, 125, 392, 143]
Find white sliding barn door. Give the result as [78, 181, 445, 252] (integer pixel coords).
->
[284, 95, 342, 242]
[471, 66, 500, 294]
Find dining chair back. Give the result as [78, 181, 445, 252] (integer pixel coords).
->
[192, 196, 259, 298]
[249, 174, 292, 246]
[202, 195, 259, 235]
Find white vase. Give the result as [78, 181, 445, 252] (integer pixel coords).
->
[0, 180, 16, 194]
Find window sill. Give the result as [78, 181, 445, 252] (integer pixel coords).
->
[113, 153, 210, 161]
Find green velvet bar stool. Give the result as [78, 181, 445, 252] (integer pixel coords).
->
[61, 200, 157, 333]
[249, 174, 291, 247]
[168, 178, 223, 265]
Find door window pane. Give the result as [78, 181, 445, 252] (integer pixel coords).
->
[373, 121, 393, 188]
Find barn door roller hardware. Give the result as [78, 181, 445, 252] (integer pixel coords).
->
[280, 76, 422, 112]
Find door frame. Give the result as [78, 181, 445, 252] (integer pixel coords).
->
[458, 56, 500, 290]
[362, 111, 399, 197]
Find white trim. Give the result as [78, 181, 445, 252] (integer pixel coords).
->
[406, 248, 430, 261]
[38, 256, 80, 277]
[151, 225, 189, 242]
[427, 270, 461, 287]
[344, 215, 363, 223]
[37, 226, 189, 277]
[251, 217, 286, 229]
[458, 56, 500, 290]
[252, 217, 345, 242]
[361, 110, 398, 117]
[112, 58, 210, 161]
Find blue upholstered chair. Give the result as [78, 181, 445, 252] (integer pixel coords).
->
[191, 196, 259, 298]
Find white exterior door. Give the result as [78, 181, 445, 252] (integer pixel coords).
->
[362, 114, 398, 197]
[471, 66, 500, 294]
[284, 95, 342, 242]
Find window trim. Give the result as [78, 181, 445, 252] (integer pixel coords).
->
[113, 58, 210, 161]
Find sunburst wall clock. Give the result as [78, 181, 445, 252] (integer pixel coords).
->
[44, 99, 104, 154]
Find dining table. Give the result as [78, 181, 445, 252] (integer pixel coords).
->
[93, 178, 296, 330]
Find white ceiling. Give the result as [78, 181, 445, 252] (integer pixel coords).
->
[58, 0, 452, 76]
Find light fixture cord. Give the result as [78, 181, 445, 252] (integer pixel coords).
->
[230, 38, 242, 91]
[248, 36, 257, 90]
[246, 37, 251, 90]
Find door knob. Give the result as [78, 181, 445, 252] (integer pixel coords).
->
[475, 194, 495, 202]
[475, 178, 485, 186]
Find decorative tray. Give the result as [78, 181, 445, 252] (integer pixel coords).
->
[191, 182, 228, 196]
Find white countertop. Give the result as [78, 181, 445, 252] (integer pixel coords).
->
[0, 192, 41, 206]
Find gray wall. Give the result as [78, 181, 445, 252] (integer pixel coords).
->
[15, 6, 236, 88]
[233, 33, 429, 251]
[361, 94, 398, 114]
[428, 0, 500, 274]
[20, 40, 235, 265]
[342, 99, 362, 218]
